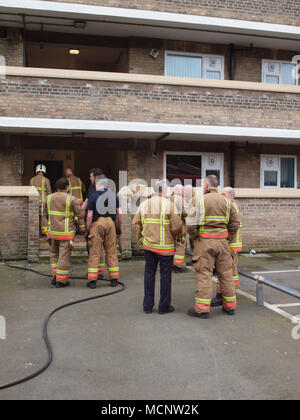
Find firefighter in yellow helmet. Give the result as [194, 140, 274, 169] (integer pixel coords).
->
[186, 175, 240, 319]
[211, 186, 243, 307]
[30, 164, 52, 235]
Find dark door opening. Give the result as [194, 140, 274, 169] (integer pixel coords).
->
[34, 160, 63, 192]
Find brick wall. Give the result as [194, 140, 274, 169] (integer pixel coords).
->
[40, 0, 300, 26]
[236, 197, 300, 252]
[0, 136, 23, 186]
[0, 189, 39, 261]
[0, 34, 24, 67]
[2, 76, 300, 130]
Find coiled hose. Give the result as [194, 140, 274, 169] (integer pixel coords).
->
[0, 248, 126, 390]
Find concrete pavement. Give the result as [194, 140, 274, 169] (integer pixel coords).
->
[0, 256, 299, 400]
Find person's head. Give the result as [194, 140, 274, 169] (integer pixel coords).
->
[65, 168, 73, 177]
[184, 184, 193, 198]
[95, 175, 108, 191]
[173, 183, 184, 196]
[89, 168, 104, 185]
[203, 175, 219, 192]
[55, 177, 69, 192]
[222, 186, 235, 201]
[35, 164, 46, 175]
[154, 179, 168, 196]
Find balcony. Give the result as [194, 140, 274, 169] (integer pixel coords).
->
[18, 0, 300, 27]
[1, 66, 300, 138]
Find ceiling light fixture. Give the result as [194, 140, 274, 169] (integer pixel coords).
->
[69, 49, 80, 55]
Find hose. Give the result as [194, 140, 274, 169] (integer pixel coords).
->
[0, 248, 126, 391]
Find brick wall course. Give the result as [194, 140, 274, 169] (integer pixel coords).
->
[39, 0, 300, 26]
[2, 76, 300, 129]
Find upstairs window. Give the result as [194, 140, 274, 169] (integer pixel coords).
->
[260, 155, 297, 188]
[262, 60, 297, 85]
[165, 52, 224, 80]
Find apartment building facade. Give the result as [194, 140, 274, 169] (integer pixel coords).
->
[1, 0, 300, 259]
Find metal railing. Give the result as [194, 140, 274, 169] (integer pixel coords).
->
[238, 269, 300, 306]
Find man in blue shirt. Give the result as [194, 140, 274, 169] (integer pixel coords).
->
[86, 176, 122, 289]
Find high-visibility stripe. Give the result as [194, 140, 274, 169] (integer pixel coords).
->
[199, 231, 228, 239]
[142, 238, 174, 250]
[223, 295, 237, 310]
[142, 244, 175, 255]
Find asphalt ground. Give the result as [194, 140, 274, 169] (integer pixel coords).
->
[0, 254, 299, 400]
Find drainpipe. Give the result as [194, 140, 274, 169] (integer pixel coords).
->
[153, 132, 170, 157]
[230, 142, 235, 188]
[229, 43, 235, 80]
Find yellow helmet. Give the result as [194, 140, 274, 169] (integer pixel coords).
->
[35, 164, 46, 174]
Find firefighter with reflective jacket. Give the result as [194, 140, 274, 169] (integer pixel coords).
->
[30, 164, 52, 235]
[86, 176, 122, 289]
[65, 167, 86, 204]
[132, 180, 183, 314]
[45, 177, 86, 288]
[186, 175, 240, 318]
[170, 184, 188, 273]
[211, 186, 242, 307]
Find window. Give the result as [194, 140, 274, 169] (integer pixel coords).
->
[165, 52, 224, 80]
[164, 152, 224, 187]
[262, 60, 297, 85]
[260, 155, 297, 188]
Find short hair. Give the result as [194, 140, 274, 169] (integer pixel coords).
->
[223, 186, 235, 198]
[154, 179, 168, 194]
[205, 174, 219, 188]
[90, 167, 104, 177]
[55, 177, 69, 191]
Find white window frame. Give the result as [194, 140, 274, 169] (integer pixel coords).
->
[260, 154, 297, 189]
[261, 59, 298, 85]
[164, 51, 225, 80]
[163, 151, 224, 188]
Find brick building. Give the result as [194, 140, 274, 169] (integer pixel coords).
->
[1, 0, 300, 259]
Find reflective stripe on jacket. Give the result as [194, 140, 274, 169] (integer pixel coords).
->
[46, 191, 86, 240]
[228, 200, 243, 253]
[132, 194, 183, 256]
[30, 174, 51, 203]
[68, 175, 85, 204]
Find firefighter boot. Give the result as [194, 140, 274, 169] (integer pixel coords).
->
[87, 281, 97, 289]
[211, 293, 223, 307]
[51, 276, 56, 286]
[56, 281, 70, 288]
[187, 309, 209, 319]
[111, 279, 118, 287]
[222, 307, 235, 316]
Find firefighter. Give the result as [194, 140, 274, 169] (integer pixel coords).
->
[211, 186, 242, 306]
[132, 180, 183, 314]
[30, 164, 52, 235]
[186, 175, 240, 318]
[46, 177, 86, 288]
[65, 167, 86, 204]
[171, 184, 188, 273]
[86, 176, 122, 289]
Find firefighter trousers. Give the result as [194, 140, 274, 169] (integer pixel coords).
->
[173, 232, 186, 268]
[193, 238, 237, 314]
[216, 252, 240, 293]
[50, 239, 72, 284]
[88, 217, 119, 282]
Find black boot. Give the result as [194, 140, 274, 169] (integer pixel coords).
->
[51, 276, 56, 286]
[111, 279, 118, 287]
[159, 305, 175, 315]
[211, 293, 223, 307]
[222, 307, 235, 316]
[87, 281, 96, 289]
[187, 308, 209, 319]
[56, 281, 70, 288]
[172, 265, 188, 273]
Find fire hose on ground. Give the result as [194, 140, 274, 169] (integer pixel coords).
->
[0, 248, 126, 391]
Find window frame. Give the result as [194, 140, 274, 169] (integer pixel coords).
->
[260, 154, 297, 189]
[163, 151, 224, 188]
[261, 59, 298, 86]
[164, 51, 225, 80]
